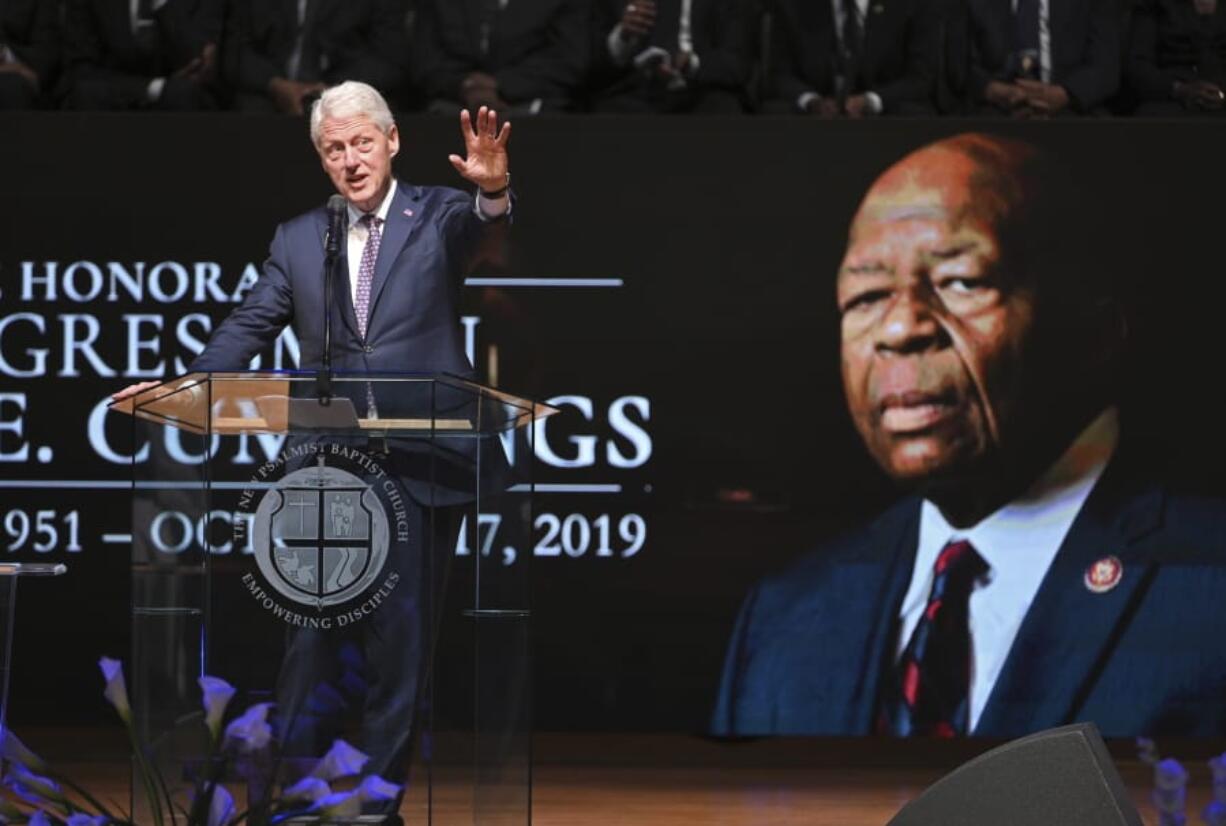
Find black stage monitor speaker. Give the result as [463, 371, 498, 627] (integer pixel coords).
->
[888, 723, 1143, 826]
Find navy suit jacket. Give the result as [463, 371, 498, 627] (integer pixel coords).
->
[191, 181, 488, 377]
[190, 182, 506, 503]
[712, 449, 1226, 738]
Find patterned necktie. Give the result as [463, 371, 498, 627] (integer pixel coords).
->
[353, 214, 383, 419]
[354, 213, 383, 340]
[880, 540, 987, 737]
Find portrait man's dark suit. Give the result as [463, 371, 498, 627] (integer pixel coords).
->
[415, 0, 588, 112]
[769, 0, 939, 114]
[713, 447, 1226, 737]
[61, 0, 224, 110]
[224, 0, 413, 112]
[0, 0, 60, 108]
[959, 0, 1120, 111]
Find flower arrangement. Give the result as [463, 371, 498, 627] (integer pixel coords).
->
[1137, 738, 1226, 826]
[0, 658, 401, 825]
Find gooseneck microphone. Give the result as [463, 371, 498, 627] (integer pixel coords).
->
[318, 195, 348, 402]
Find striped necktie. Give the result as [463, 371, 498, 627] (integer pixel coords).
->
[880, 540, 987, 737]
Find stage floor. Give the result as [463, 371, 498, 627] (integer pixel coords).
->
[17, 730, 1215, 825]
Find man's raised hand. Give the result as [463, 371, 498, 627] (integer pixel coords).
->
[448, 106, 511, 193]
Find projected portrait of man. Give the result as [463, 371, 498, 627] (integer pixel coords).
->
[712, 133, 1226, 738]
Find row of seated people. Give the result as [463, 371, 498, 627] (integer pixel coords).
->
[1, 0, 1223, 116]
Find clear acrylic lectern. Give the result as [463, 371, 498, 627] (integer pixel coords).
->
[112, 372, 554, 824]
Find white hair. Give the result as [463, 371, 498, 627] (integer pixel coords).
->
[309, 81, 395, 146]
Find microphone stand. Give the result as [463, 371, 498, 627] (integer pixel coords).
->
[319, 229, 342, 403]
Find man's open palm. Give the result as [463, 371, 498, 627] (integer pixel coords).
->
[449, 106, 511, 192]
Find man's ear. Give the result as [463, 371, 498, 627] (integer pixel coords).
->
[387, 124, 400, 159]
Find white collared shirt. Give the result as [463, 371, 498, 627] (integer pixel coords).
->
[896, 407, 1120, 732]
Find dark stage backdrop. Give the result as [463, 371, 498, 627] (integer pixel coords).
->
[0, 115, 1223, 732]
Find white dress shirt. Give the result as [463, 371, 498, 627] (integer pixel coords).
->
[344, 179, 509, 302]
[895, 407, 1120, 732]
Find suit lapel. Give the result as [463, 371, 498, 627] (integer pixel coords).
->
[974, 452, 1164, 735]
[764, 499, 918, 733]
[837, 500, 921, 730]
[314, 210, 361, 339]
[366, 183, 424, 332]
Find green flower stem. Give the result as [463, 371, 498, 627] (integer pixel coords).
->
[188, 731, 226, 826]
[124, 723, 165, 826]
[151, 757, 179, 826]
[46, 768, 125, 821]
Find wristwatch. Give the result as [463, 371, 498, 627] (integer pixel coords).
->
[481, 172, 511, 199]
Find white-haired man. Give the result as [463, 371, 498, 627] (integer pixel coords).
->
[114, 81, 514, 812]
[115, 79, 511, 395]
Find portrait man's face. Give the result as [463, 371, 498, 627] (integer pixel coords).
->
[837, 143, 1042, 484]
[317, 114, 400, 212]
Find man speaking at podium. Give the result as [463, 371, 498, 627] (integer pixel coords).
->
[116, 81, 511, 386]
[113, 81, 513, 801]
[713, 133, 1226, 739]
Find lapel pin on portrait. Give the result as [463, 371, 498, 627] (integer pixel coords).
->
[1084, 555, 1123, 594]
[403, 208, 414, 217]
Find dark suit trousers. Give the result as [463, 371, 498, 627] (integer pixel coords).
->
[274, 467, 462, 794]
